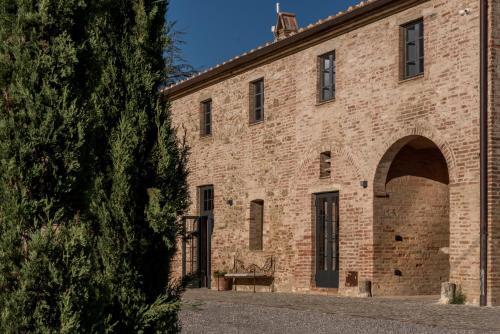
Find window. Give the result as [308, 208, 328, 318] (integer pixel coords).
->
[200, 99, 212, 136]
[320, 151, 331, 178]
[250, 79, 264, 124]
[199, 186, 214, 213]
[249, 200, 264, 250]
[319, 52, 336, 102]
[402, 19, 424, 79]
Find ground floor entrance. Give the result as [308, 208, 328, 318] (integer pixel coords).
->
[174, 132, 488, 303]
[315, 192, 340, 288]
[181, 185, 214, 288]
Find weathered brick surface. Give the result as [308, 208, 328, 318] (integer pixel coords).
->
[373, 143, 450, 296]
[167, 0, 496, 304]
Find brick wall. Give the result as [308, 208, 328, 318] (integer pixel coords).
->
[169, 0, 488, 304]
[373, 141, 450, 296]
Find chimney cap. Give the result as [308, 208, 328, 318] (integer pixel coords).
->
[274, 11, 298, 40]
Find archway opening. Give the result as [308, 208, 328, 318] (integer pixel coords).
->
[373, 136, 450, 296]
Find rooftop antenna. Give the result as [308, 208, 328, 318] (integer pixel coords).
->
[276, 2, 280, 14]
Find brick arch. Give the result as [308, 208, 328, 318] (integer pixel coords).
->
[372, 127, 456, 195]
[288, 141, 364, 195]
[286, 141, 365, 290]
[372, 132, 451, 296]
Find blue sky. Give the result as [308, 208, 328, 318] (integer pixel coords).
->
[168, 0, 361, 71]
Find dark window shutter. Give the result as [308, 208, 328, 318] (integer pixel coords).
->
[404, 19, 424, 78]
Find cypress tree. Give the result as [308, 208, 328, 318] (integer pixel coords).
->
[0, 0, 188, 332]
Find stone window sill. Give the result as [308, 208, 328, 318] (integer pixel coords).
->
[399, 73, 424, 84]
[249, 120, 264, 127]
[316, 98, 336, 107]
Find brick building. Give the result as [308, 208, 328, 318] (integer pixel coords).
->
[164, 0, 500, 305]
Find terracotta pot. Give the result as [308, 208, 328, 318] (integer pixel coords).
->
[215, 276, 232, 291]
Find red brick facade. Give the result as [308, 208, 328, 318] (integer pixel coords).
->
[166, 0, 500, 305]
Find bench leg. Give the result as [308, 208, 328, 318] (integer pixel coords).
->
[253, 273, 256, 293]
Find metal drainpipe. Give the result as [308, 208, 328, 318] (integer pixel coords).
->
[480, 0, 488, 307]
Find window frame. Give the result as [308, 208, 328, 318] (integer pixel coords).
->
[200, 99, 212, 137]
[249, 78, 265, 124]
[318, 51, 336, 102]
[402, 19, 424, 79]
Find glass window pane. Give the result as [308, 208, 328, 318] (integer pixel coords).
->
[323, 57, 330, 70]
[255, 109, 261, 121]
[406, 63, 416, 77]
[406, 26, 415, 43]
[406, 43, 416, 62]
[323, 72, 331, 86]
[255, 95, 262, 109]
[322, 88, 331, 101]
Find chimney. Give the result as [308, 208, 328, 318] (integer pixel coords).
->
[273, 3, 298, 41]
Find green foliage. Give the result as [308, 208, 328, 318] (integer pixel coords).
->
[449, 287, 467, 305]
[0, 0, 188, 332]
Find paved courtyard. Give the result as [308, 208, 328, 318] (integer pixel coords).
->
[180, 289, 500, 334]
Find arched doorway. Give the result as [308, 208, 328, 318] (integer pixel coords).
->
[373, 136, 450, 296]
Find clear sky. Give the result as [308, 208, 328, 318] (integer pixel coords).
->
[168, 0, 361, 71]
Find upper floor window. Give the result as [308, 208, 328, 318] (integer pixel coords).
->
[319, 51, 336, 102]
[200, 99, 212, 136]
[201, 186, 214, 212]
[402, 19, 424, 79]
[250, 79, 264, 124]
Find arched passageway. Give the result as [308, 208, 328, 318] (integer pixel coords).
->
[373, 136, 450, 296]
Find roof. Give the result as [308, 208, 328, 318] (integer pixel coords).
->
[163, 0, 424, 99]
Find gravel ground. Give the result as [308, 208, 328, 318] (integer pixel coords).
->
[179, 290, 500, 334]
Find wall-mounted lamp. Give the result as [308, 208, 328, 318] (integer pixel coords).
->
[360, 180, 368, 188]
[459, 8, 471, 16]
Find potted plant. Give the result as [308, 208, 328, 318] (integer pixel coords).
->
[214, 270, 232, 291]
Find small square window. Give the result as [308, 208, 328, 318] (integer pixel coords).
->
[200, 99, 212, 136]
[320, 151, 331, 178]
[318, 52, 336, 102]
[402, 19, 424, 79]
[250, 79, 264, 124]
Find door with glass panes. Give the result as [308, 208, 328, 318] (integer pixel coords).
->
[198, 185, 213, 288]
[315, 192, 340, 288]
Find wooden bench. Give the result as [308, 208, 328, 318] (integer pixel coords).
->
[225, 256, 275, 293]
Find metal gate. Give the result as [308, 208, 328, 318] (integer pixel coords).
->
[181, 215, 212, 288]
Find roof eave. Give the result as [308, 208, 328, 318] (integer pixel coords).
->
[163, 0, 425, 100]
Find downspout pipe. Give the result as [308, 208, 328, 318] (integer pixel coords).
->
[480, 0, 488, 307]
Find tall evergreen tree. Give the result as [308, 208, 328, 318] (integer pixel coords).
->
[0, 0, 188, 332]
